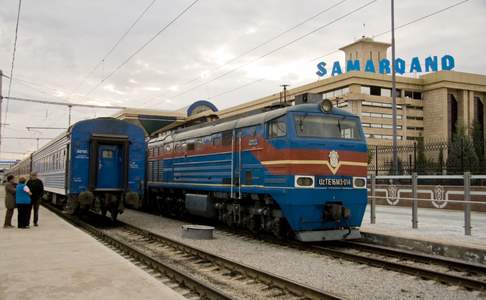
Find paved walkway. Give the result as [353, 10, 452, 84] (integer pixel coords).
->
[0, 190, 186, 300]
[362, 204, 486, 250]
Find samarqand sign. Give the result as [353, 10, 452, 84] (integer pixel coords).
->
[315, 54, 455, 77]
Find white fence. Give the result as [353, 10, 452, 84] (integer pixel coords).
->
[368, 172, 486, 236]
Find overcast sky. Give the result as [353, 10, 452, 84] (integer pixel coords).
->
[0, 0, 485, 159]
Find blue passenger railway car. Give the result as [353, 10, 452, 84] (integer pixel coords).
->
[146, 100, 368, 241]
[8, 118, 146, 221]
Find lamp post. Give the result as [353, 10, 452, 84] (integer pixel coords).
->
[391, 0, 398, 175]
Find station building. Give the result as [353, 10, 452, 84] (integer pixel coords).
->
[213, 37, 486, 146]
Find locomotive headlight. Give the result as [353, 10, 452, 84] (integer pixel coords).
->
[295, 175, 315, 188]
[353, 177, 367, 189]
[320, 99, 333, 113]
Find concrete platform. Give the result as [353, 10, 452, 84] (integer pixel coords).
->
[0, 194, 187, 300]
[361, 204, 486, 264]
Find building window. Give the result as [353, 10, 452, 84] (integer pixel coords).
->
[362, 100, 402, 109]
[366, 134, 402, 140]
[404, 90, 422, 100]
[362, 85, 403, 97]
[362, 111, 402, 120]
[407, 116, 424, 121]
[370, 86, 381, 96]
[406, 105, 423, 110]
[407, 126, 424, 131]
[322, 87, 350, 99]
[361, 86, 370, 95]
[363, 123, 401, 130]
[381, 88, 391, 97]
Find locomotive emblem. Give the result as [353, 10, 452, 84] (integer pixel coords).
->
[328, 150, 339, 168]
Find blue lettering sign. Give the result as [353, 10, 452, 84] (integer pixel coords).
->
[346, 60, 360, 72]
[316, 54, 455, 77]
[331, 61, 342, 76]
[364, 59, 375, 73]
[424, 56, 438, 72]
[442, 54, 455, 71]
[394, 58, 406, 75]
[379, 59, 390, 74]
[316, 62, 327, 77]
[409, 57, 422, 73]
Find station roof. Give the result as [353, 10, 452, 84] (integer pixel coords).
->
[113, 108, 186, 136]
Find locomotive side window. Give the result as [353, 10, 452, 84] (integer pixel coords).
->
[268, 116, 287, 138]
[186, 140, 195, 151]
[195, 138, 203, 150]
[294, 114, 362, 140]
[222, 131, 233, 146]
[212, 133, 222, 146]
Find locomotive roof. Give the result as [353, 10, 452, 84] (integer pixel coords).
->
[150, 103, 357, 144]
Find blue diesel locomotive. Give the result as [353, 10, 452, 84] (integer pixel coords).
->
[9, 118, 146, 221]
[146, 100, 368, 241]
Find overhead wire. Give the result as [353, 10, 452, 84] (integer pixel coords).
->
[166, 0, 379, 100]
[83, 0, 201, 98]
[204, 0, 474, 102]
[68, 0, 158, 97]
[181, 0, 351, 87]
[5, 0, 22, 118]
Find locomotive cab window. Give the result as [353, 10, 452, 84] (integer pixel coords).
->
[294, 114, 362, 140]
[268, 115, 287, 138]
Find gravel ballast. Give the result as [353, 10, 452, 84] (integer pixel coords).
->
[119, 209, 484, 299]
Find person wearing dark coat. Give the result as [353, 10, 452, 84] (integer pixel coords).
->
[3, 175, 16, 228]
[16, 177, 32, 229]
[27, 172, 44, 227]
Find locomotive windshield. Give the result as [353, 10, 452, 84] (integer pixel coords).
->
[294, 114, 362, 140]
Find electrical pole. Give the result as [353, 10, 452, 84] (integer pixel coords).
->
[391, 0, 398, 175]
[0, 69, 3, 155]
[281, 84, 289, 104]
[68, 105, 72, 127]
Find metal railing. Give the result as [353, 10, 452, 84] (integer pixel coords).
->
[368, 172, 486, 236]
[368, 139, 486, 175]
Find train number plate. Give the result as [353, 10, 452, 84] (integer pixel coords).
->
[316, 176, 352, 187]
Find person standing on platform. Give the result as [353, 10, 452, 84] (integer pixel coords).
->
[27, 172, 44, 227]
[16, 177, 32, 229]
[3, 175, 16, 228]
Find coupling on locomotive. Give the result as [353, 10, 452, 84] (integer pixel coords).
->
[145, 99, 368, 241]
[7, 118, 146, 221]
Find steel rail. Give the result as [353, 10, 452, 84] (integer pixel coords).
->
[42, 202, 234, 300]
[123, 209, 486, 292]
[120, 221, 343, 300]
[312, 244, 486, 291]
[344, 241, 486, 274]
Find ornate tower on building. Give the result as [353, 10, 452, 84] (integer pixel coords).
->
[339, 36, 391, 71]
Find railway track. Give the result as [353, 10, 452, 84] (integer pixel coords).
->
[42, 203, 343, 300]
[215, 224, 486, 292]
[260, 235, 486, 292]
[310, 241, 486, 292]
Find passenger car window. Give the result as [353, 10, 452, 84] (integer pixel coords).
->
[268, 116, 287, 138]
[102, 150, 113, 158]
